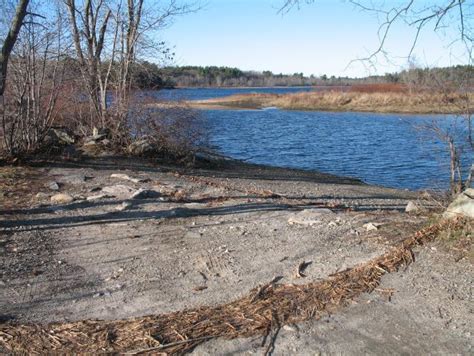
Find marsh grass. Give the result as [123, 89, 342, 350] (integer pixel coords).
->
[192, 91, 474, 114]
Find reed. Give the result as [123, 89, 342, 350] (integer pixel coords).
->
[191, 90, 473, 114]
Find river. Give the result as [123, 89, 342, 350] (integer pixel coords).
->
[152, 87, 469, 191]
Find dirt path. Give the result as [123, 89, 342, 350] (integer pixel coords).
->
[0, 156, 472, 354]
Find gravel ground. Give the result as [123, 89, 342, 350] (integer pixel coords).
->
[0, 155, 471, 354]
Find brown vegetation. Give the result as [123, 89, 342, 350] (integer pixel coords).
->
[190, 90, 474, 114]
[349, 83, 408, 93]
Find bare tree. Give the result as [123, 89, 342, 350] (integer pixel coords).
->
[61, 0, 198, 150]
[1, 4, 68, 156]
[0, 0, 30, 97]
[65, 0, 112, 126]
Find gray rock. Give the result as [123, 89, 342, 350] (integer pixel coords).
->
[288, 208, 334, 226]
[110, 173, 147, 183]
[443, 188, 474, 219]
[115, 202, 132, 211]
[184, 203, 207, 209]
[128, 139, 154, 155]
[45, 128, 75, 145]
[86, 194, 113, 201]
[35, 192, 49, 200]
[102, 185, 135, 198]
[51, 193, 74, 204]
[130, 188, 161, 200]
[363, 222, 382, 231]
[405, 201, 420, 213]
[59, 174, 87, 185]
[46, 181, 60, 191]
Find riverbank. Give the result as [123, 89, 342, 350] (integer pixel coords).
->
[1, 153, 472, 354]
[188, 91, 474, 114]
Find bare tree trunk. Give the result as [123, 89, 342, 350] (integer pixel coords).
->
[65, 0, 111, 126]
[0, 0, 30, 97]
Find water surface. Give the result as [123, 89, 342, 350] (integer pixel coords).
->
[154, 88, 469, 191]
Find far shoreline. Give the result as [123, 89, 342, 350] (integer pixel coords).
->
[184, 91, 473, 115]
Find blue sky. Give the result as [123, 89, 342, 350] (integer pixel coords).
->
[160, 0, 470, 77]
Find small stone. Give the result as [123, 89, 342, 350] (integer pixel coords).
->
[130, 188, 161, 200]
[111, 173, 145, 183]
[363, 222, 381, 231]
[102, 185, 135, 198]
[405, 201, 420, 213]
[184, 203, 206, 209]
[283, 325, 297, 332]
[87, 194, 113, 201]
[46, 181, 60, 191]
[115, 202, 132, 211]
[35, 192, 49, 200]
[51, 193, 74, 204]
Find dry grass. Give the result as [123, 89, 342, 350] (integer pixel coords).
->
[436, 217, 473, 263]
[190, 91, 474, 114]
[0, 218, 463, 355]
[349, 83, 408, 94]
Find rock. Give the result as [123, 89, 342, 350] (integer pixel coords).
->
[184, 203, 206, 209]
[110, 173, 147, 183]
[46, 181, 60, 191]
[59, 174, 87, 185]
[86, 194, 113, 201]
[130, 188, 161, 200]
[115, 202, 132, 211]
[288, 208, 334, 226]
[45, 128, 75, 145]
[363, 222, 382, 231]
[83, 141, 97, 147]
[51, 193, 74, 204]
[405, 201, 420, 213]
[283, 325, 297, 332]
[128, 139, 154, 156]
[84, 127, 111, 144]
[102, 185, 135, 198]
[443, 188, 474, 219]
[35, 192, 49, 200]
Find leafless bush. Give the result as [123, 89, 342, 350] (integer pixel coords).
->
[128, 98, 208, 162]
[1, 9, 67, 157]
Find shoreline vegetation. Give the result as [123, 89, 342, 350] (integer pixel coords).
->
[186, 90, 474, 114]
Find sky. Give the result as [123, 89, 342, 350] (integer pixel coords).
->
[159, 0, 471, 77]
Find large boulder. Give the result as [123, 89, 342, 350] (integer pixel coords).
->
[443, 188, 474, 219]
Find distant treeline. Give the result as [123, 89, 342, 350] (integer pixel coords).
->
[130, 62, 473, 89]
